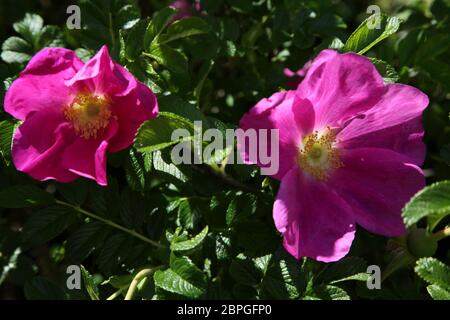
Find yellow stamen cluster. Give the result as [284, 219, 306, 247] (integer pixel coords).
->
[298, 128, 343, 180]
[64, 93, 111, 139]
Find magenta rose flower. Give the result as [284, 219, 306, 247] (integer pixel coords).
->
[239, 49, 429, 262]
[170, 0, 193, 20]
[283, 60, 312, 89]
[4, 46, 158, 186]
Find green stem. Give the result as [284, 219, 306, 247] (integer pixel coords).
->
[191, 164, 259, 193]
[124, 266, 164, 300]
[381, 250, 414, 282]
[108, 12, 116, 49]
[107, 288, 124, 300]
[55, 200, 165, 249]
[433, 226, 450, 241]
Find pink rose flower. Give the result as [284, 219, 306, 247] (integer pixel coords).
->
[4, 46, 158, 186]
[283, 60, 312, 89]
[239, 49, 429, 262]
[170, 0, 193, 20]
[169, 0, 203, 22]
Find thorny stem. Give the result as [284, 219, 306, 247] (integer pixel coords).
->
[124, 266, 164, 300]
[55, 200, 165, 249]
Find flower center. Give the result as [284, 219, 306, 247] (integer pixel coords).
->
[64, 93, 111, 139]
[298, 127, 343, 180]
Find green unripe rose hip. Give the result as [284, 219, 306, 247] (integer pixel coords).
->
[407, 229, 438, 258]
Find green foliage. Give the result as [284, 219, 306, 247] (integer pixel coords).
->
[0, 185, 54, 208]
[0, 119, 17, 165]
[415, 258, 450, 291]
[24, 276, 66, 300]
[1, 13, 64, 64]
[343, 14, 401, 54]
[1, 0, 450, 301]
[135, 112, 194, 153]
[154, 255, 207, 298]
[402, 181, 450, 229]
[415, 258, 450, 300]
[170, 226, 209, 252]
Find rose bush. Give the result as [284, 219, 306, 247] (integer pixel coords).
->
[0, 0, 449, 300]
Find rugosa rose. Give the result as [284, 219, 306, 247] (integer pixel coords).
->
[4, 46, 158, 186]
[239, 49, 429, 262]
[283, 60, 312, 89]
[169, 0, 202, 21]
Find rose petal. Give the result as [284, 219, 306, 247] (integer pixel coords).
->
[274, 168, 356, 262]
[107, 81, 159, 152]
[329, 147, 425, 236]
[337, 84, 429, 166]
[297, 50, 385, 129]
[238, 91, 315, 179]
[4, 48, 82, 120]
[61, 118, 118, 186]
[65, 45, 135, 97]
[12, 110, 77, 182]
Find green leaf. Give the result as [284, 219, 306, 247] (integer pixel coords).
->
[154, 255, 206, 298]
[96, 233, 133, 276]
[402, 181, 450, 228]
[37, 25, 64, 48]
[319, 257, 367, 284]
[176, 198, 199, 230]
[57, 180, 89, 206]
[154, 269, 203, 299]
[313, 284, 350, 300]
[65, 222, 109, 263]
[102, 274, 133, 289]
[80, 265, 100, 300]
[236, 221, 279, 256]
[146, 43, 188, 74]
[134, 112, 194, 153]
[1, 36, 33, 64]
[330, 273, 369, 284]
[125, 149, 151, 192]
[427, 284, 450, 300]
[0, 119, 18, 165]
[419, 58, 450, 92]
[225, 193, 257, 226]
[144, 7, 177, 48]
[415, 258, 450, 290]
[13, 13, 44, 45]
[152, 150, 187, 182]
[214, 232, 232, 261]
[119, 188, 148, 229]
[159, 17, 210, 44]
[23, 205, 78, 246]
[415, 34, 450, 65]
[0, 247, 22, 286]
[0, 185, 55, 208]
[261, 250, 303, 300]
[171, 226, 209, 252]
[24, 276, 66, 300]
[124, 18, 149, 61]
[76, 0, 140, 48]
[116, 4, 141, 29]
[158, 95, 209, 124]
[229, 255, 262, 286]
[194, 60, 214, 102]
[370, 58, 399, 83]
[343, 14, 401, 54]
